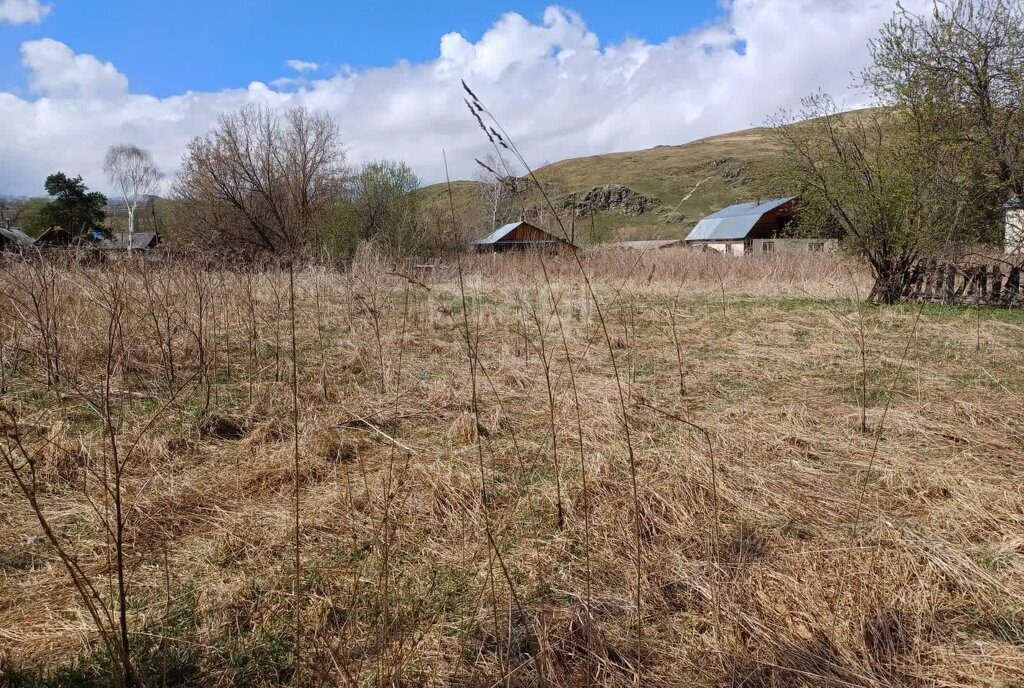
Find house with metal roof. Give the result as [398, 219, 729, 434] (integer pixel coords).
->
[96, 231, 160, 252]
[685, 197, 802, 255]
[474, 221, 575, 252]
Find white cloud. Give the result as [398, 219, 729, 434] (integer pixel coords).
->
[20, 39, 129, 99]
[285, 59, 320, 73]
[0, 0, 50, 25]
[0, 1, 931, 197]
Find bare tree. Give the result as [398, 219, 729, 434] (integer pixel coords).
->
[175, 104, 345, 255]
[473, 154, 514, 231]
[104, 145, 163, 251]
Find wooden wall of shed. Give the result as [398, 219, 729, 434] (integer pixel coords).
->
[502, 224, 561, 243]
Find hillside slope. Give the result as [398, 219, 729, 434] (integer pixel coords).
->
[420, 123, 789, 244]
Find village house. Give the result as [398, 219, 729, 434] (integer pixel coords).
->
[96, 231, 161, 253]
[31, 227, 161, 257]
[685, 197, 836, 255]
[474, 221, 575, 252]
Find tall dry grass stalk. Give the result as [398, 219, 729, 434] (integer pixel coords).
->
[1, 246, 1023, 688]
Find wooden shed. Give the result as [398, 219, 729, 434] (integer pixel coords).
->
[473, 221, 575, 252]
[35, 226, 73, 247]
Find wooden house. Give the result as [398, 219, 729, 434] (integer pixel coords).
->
[474, 221, 575, 252]
[96, 232, 161, 252]
[685, 198, 814, 255]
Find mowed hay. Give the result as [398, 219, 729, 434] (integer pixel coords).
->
[0, 250, 1022, 686]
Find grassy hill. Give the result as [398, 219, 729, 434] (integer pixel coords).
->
[420, 123, 789, 244]
[423, 109, 893, 245]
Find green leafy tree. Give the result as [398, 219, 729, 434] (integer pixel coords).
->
[325, 160, 422, 257]
[37, 172, 107, 235]
[8, 198, 51, 237]
[771, 98, 980, 303]
[866, 0, 1024, 238]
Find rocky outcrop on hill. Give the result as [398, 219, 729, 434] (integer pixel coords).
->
[701, 157, 748, 182]
[562, 185, 661, 217]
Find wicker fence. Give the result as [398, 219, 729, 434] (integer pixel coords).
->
[904, 260, 1023, 307]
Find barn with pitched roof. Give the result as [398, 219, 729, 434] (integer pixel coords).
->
[685, 197, 830, 255]
[473, 221, 575, 253]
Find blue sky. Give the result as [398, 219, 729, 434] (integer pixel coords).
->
[0, 1, 723, 97]
[0, 0, 914, 196]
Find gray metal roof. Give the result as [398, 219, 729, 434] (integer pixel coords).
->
[475, 222, 529, 245]
[685, 197, 796, 242]
[0, 226, 34, 247]
[97, 232, 159, 250]
[1006, 196, 1023, 210]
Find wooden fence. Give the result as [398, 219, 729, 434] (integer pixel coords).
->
[903, 260, 1023, 308]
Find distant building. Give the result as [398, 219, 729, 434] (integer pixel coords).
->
[35, 226, 74, 247]
[0, 226, 34, 253]
[685, 197, 833, 254]
[474, 221, 575, 252]
[97, 232, 161, 252]
[1005, 196, 1023, 255]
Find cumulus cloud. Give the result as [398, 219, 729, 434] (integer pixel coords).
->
[0, 0, 50, 25]
[21, 39, 130, 99]
[0, 1, 930, 196]
[286, 59, 320, 73]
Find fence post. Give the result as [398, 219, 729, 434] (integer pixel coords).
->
[962, 266, 976, 301]
[905, 261, 922, 300]
[978, 265, 988, 305]
[929, 261, 944, 301]
[1005, 267, 1021, 307]
[944, 264, 956, 304]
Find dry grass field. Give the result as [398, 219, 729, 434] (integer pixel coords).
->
[1, 248, 1023, 687]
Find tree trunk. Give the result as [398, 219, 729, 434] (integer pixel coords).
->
[127, 205, 135, 254]
[870, 260, 911, 305]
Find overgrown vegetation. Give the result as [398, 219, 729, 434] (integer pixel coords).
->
[2, 250, 1023, 686]
[769, 0, 1024, 302]
[3, 5, 1024, 686]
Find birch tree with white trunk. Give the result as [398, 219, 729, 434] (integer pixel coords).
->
[103, 144, 162, 250]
